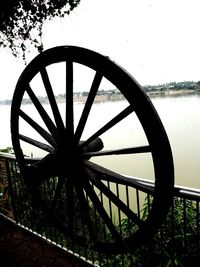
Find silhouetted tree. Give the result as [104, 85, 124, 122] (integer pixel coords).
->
[0, 0, 80, 59]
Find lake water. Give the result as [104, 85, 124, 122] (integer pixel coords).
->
[0, 94, 200, 189]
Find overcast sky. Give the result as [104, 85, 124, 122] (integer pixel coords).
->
[1, 0, 200, 100]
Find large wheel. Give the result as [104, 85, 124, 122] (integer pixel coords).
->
[11, 46, 174, 253]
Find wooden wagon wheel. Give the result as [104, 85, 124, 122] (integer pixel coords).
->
[11, 46, 174, 253]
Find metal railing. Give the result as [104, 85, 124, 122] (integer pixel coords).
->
[0, 152, 200, 266]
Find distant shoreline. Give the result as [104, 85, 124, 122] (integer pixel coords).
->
[0, 89, 199, 105]
[147, 89, 199, 98]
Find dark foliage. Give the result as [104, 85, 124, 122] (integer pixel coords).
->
[0, 0, 80, 59]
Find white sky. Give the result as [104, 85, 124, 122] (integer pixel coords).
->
[1, 0, 200, 100]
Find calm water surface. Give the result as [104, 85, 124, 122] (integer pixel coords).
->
[0, 94, 199, 189]
[152, 94, 200, 188]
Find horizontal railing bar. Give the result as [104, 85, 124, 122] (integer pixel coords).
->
[0, 152, 40, 163]
[118, 175, 200, 200]
[1, 153, 200, 201]
[0, 152, 17, 160]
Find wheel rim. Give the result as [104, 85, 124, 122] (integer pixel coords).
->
[11, 46, 174, 253]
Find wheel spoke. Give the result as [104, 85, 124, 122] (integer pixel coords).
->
[66, 61, 74, 140]
[84, 160, 153, 193]
[75, 182, 96, 242]
[40, 68, 66, 137]
[79, 104, 134, 150]
[25, 85, 59, 142]
[82, 179, 123, 243]
[65, 177, 75, 233]
[84, 167, 142, 226]
[19, 109, 57, 148]
[19, 134, 54, 152]
[52, 176, 65, 208]
[75, 72, 103, 143]
[83, 145, 151, 158]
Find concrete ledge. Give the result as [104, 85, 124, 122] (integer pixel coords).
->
[0, 213, 96, 267]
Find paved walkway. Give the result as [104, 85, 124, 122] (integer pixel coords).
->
[0, 214, 94, 267]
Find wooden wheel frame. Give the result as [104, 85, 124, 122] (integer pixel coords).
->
[11, 46, 174, 253]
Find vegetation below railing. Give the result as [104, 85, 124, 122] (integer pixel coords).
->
[88, 196, 199, 267]
[0, 149, 14, 218]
